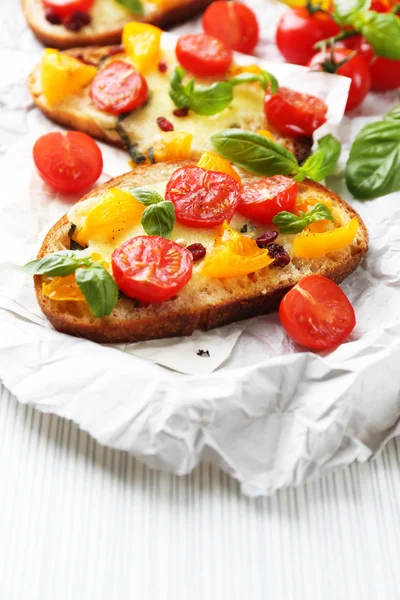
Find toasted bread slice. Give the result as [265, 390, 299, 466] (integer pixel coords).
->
[33, 161, 368, 343]
[28, 45, 313, 164]
[22, 0, 214, 49]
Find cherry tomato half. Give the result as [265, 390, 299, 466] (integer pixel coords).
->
[175, 33, 233, 77]
[308, 48, 371, 112]
[276, 8, 340, 66]
[370, 0, 394, 12]
[238, 176, 298, 224]
[33, 131, 103, 194]
[264, 87, 328, 137]
[344, 36, 400, 91]
[112, 236, 193, 303]
[202, 1, 259, 55]
[89, 60, 148, 115]
[165, 166, 240, 228]
[279, 275, 356, 351]
[42, 0, 94, 18]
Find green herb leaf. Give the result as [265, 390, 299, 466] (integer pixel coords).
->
[228, 69, 279, 93]
[295, 134, 342, 182]
[385, 104, 400, 122]
[170, 67, 191, 109]
[128, 187, 164, 206]
[345, 119, 400, 199]
[141, 201, 175, 238]
[75, 264, 119, 318]
[115, 0, 144, 16]
[354, 11, 400, 59]
[189, 81, 233, 116]
[23, 251, 81, 276]
[333, 0, 371, 25]
[211, 129, 299, 176]
[273, 203, 334, 234]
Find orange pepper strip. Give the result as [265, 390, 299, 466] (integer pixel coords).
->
[293, 217, 359, 259]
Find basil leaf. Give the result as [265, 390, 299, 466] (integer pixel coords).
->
[141, 201, 175, 238]
[23, 251, 81, 276]
[128, 187, 164, 206]
[333, 0, 371, 24]
[345, 120, 400, 199]
[296, 134, 342, 182]
[190, 81, 233, 116]
[211, 129, 299, 177]
[169, 67, 191, 109]
[354, 11, 400, 59]
[385, 104, 400, 122]
[115, 0, 144, 16]
[273, 203, 333, 233]
[75, 265, 118, 318]
[228, 69, 279, 93]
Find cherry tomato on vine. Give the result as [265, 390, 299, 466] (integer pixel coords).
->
[309, 48, 371, 112]
[344, 36, 400, 91]
[279, 275, 356, 351]
[276, 7, 340, 66]
[42, 0, 94, 18]
[264, 87, 328, 137]
[202, 1, 259, 54]
[33, 131, 103, 194]
[175, 33, 233, 77]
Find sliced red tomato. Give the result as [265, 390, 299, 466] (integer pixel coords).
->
[276, 8, 340, 66]
[370, 0, 393, 11]
[279, 275, 356, 351]
[202, 1, 259, 55]
[165, 166, 240, 228]
[308, 48, 371, 112]
[42, 0, 94, 18]
[33, 131, 103, 194]
[264, 87, 328, 137]
[175, 33, 233, 77]
[89, 60, 148, 115]
[344, 36, 400, 91]
[238, 176, 298, 224]
[112, 236, 193, 303]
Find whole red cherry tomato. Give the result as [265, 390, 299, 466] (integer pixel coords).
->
[238, 176, 298, 224]
[89, 61, 148, 115]
[276, 8, 340, 66]
[279, 275, 356, 351]
[264, 87, 328, 137]
[175, 33, 233, 77]
[165, 166, 240, 228]
[309, 48, 371, 112]
[33, 131, 103, 194]
[112, 236, 193, 303]
[344, 36, 400, 91]
[202, 1, 259, 55]
[42, 0, 94, 18]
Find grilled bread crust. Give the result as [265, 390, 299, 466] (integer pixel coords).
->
[34, 161, 369, 343]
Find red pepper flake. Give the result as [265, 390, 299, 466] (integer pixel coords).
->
[173, 107, 189, 117]
[158, 60, 168, 73]
[156, 116, 174, 132]
[187, 243, 206, 262]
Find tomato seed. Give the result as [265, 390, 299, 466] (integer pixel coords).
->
[156, 117, 174, 132]
[187, 243, 206, 261]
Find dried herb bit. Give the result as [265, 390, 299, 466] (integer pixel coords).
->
[197, 349, 210, 357]
[68, 223, 86, 251]
[116, 115, 147, 164]
[240, 224, 248, 233]
[147, 146, 155, 164]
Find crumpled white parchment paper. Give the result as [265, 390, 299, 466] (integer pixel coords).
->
[0, 0, 399, 496]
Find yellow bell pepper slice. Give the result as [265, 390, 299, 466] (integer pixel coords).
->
[276, 0, 331, 7]
[75, 188, 144, 246]
[202, 222, 274, 278]
[230, 64, 262, 76]
[42, 273, 85, 302]
[197, 151, 242, 184]
[257, 129, 275, 142]
[293, 217, 359, 259]
[153, 132, 193, 162]
[41, 49, 97, 106]
[122, 22, 162, 73]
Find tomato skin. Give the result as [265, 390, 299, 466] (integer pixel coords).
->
[238, 176, 298, 224]
[308, 48, 371, 112]
[89, 61, 148, 115]
[202, 1, 259, 55]
[264, 87, 328, 137]
[165, 166, 240, 228]
[276, 8, 340, 66]
[112, 236, 193, 303]
[279, 275, 356, 351]
[42, 0, 94, 18]
[33, 131, 103, 194]
[344, 36, 400, 91]
[175, 34, 233, 77]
